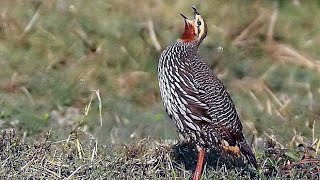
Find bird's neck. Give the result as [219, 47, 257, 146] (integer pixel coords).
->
[177, 39, 200, 49]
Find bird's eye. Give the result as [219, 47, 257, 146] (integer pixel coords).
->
[197, 20, 201, 26]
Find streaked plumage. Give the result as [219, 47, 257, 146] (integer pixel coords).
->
[157, 7, 257, 175]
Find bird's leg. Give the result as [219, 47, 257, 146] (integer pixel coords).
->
[193, 147, 206, 180]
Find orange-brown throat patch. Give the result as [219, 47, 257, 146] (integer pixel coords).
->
[180, 22, 196, 42]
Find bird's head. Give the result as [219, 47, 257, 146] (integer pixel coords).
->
[179, 6, 207, 45]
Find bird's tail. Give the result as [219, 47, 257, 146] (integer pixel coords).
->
[238, 139, 257, 168]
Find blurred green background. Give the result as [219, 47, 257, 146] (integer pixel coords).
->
[0, 0, 319, 147]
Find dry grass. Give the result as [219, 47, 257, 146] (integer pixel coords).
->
[0, 0, 319, 138]
[1, 129, 319, 179]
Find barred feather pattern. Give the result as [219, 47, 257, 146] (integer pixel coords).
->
[158, 41, 257, 167]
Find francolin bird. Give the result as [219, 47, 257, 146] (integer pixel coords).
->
[158, 6, 257, 180]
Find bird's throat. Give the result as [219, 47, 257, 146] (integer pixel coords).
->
[180, 23, 197, 42]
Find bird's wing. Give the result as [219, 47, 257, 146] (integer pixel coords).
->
[173, 60, 213, 124]
[161, 47, 240, 142]
[158, 45, 212, 132]
[189, 55, 244, 145]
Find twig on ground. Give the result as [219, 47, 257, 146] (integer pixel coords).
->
[266, 3, 278, 43]
[20, 86, 35, 106]
[23, 1, 41, 36]
[232, 13, 265, 46]
[93, 89, 103, 127]
[66, 165, 83, 180]
[147, 19, 161, 52]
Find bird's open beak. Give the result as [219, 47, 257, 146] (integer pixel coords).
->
[180, 13, 193, 25]
[180, 13, 188, 20]
[192, 6, 200, 17]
